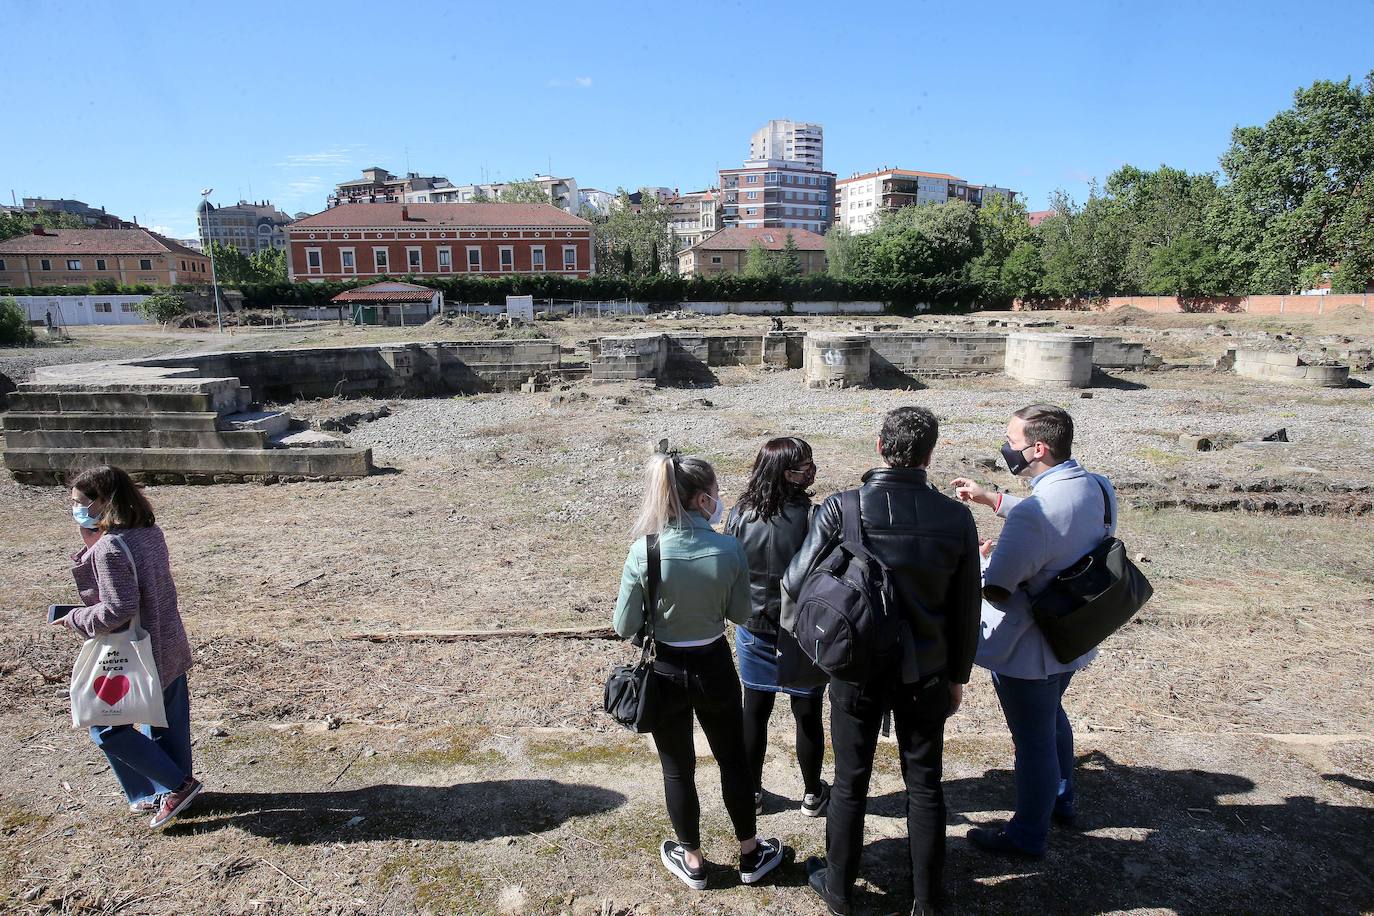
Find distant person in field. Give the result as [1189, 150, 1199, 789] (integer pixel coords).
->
[951, 404, 1117, 858]
[51, 465, 203, 830]
[613, 447, 788, 890]
[725, 437, 829, 819]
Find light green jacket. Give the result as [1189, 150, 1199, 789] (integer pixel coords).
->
[612, 514, 751, 644]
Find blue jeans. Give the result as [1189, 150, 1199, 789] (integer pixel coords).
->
[89, 675, 193, 805]
[990, 670, 1075, 854]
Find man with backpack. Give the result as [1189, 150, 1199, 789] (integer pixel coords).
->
[783, 406, 982, 916]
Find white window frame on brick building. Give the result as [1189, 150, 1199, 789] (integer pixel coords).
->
[466, 246, 482, 272]
[373, 247, 389, 273]
[437, 247, 452, 272]
[406, 247, 422, 272]
[40, 259, 52, 271]
[67, 259, 82, 271]
[306, 248, 323, 275]
[562, 245, 577, 271]
[499, 246, 514, 272]
[340, 248, 356, 274]
[530, 246, 545, 272]
[138, 258, 152, 271]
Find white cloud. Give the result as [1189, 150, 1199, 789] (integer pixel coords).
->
[150, 225, 178, 236]
[547, 76, 593, 89]
[575, 76, 593, 88]
[286, 176, 327, 194]
[277, 147, 360, 168]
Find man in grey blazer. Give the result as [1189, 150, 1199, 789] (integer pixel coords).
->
[951, 404, 1116, 857]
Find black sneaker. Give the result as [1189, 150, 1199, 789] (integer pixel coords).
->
[660, 840, 706, 890]
[739, 836, 786, 885]
[801, 782, 830, 817]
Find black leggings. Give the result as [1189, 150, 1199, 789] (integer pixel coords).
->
[743, 688, 825, 795]
[649, 638, 756, 850]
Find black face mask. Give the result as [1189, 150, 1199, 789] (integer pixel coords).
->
[1001, 442, 1033, 476]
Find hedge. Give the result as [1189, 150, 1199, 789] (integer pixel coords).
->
[0, 274, 987, 313]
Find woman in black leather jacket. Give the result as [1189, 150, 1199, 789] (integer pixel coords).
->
[725, 437, 829, 817]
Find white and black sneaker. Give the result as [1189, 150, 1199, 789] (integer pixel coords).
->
[660, 840, 707, 890]
[754, 790, 764, 815]
[739, 836, 787, 885]
[801, 782, 831, 817]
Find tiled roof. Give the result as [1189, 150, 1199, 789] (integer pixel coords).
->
[0, 228, 205, 258]
[836, 168, 964, 185]
[1028, 209, 1055, 227]
[684, 227, 827, 253]
[289, 203, 589, 229]
[333, 281, 438, 303]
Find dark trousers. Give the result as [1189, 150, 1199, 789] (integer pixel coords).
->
[826, 667, 950, 910]
[991, 670, 1076, 854]
[649, 638, 757, 850]
[743, 689, 825, 795]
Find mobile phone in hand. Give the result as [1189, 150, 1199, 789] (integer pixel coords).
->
[47, 605, 78, 624]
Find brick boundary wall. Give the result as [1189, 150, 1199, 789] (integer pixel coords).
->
[1013, 294, 1373, 315]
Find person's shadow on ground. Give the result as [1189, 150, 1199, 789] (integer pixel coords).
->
[845, 750, 1373, 915]
[170, 778, 626, 845]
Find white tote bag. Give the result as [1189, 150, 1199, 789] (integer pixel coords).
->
[69, 536, 167, 729]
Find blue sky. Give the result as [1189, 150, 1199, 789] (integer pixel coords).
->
[3, 0, 1372, 239]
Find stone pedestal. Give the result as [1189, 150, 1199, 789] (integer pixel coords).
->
[1004, 333, 1094, 387]
[803, 333, 871, 389]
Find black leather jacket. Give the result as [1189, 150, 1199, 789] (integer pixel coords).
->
[782, 467, 982, 684]
[725, 495, 812, 637]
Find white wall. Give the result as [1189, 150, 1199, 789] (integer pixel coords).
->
[12, 295, 150, 326]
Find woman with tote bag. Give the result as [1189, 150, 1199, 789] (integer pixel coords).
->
[50, 465, 201, 830]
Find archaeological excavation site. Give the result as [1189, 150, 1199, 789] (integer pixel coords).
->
[2, 303, 1371, 915]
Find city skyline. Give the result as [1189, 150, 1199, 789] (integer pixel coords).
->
[3, 0, 1372, 239]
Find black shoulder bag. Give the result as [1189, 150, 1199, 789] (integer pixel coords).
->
[1030, 479, 1154, 664]
[603, 533, 662, 733]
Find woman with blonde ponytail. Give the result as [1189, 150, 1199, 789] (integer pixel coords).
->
[614, 444, 789, 890]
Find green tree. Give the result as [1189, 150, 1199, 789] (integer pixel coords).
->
[969, 194, 1033, 301]
[0, 209, 87, 241]
[0, 296, 35, 345]
[137, 292, 190, 323]
[592, 189, 676, 277]
[1144, 235, 1226, 297]
[1034, 187, 1128, 299]
[248, 247, 287, 282]
[1102, 165, 1223, 291]
[207, 241, 253, 283]
[1001, 241, 1045, 301]
[825, 226, 860, 279]
[1215, 71, 1374, 293]
[498, 180, 552, 204]
[779, 233, 803, 277]
[743, 242, 777, 278]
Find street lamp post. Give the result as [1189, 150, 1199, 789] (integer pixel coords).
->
[200, 188, 224, 333]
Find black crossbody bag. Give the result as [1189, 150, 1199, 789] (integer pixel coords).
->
[603, 534, 662, 733]
[1030, 479, 1154, 664]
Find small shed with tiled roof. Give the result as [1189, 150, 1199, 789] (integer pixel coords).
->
[332, 281, 442, 326]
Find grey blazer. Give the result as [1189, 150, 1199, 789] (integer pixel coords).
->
[976, 460, 1116, 678]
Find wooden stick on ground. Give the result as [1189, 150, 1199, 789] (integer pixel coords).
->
[344, 626, 619, 643]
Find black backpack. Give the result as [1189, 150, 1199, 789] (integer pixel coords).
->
[792, 489, 904, 681]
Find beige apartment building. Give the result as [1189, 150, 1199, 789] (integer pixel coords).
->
[665, 190, 722, 249]
[677, 227, 827, 277]
[0, 227, 212, 289]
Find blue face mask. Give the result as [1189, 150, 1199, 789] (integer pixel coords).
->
[72, 503, 102, 530]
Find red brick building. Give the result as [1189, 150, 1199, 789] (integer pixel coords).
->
[286, 203, 593, 282]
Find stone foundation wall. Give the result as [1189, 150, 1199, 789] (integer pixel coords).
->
[804, 334, 871, 389]
[1090, 337, 1152, 369]
[867, 333, 1006, 380]
[1232, 349, 1350, 387]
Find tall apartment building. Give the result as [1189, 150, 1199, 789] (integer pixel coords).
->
[749, 120, 824, 170]
[834, 167, 1018, 233]
[664, 190, 722, 249]
[196, 199, 293, 255]
[329, 167, 452, 207]
[410, 176, 581, 214]
[719, 160, 835, 235]
[0, 226, 211, 289]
